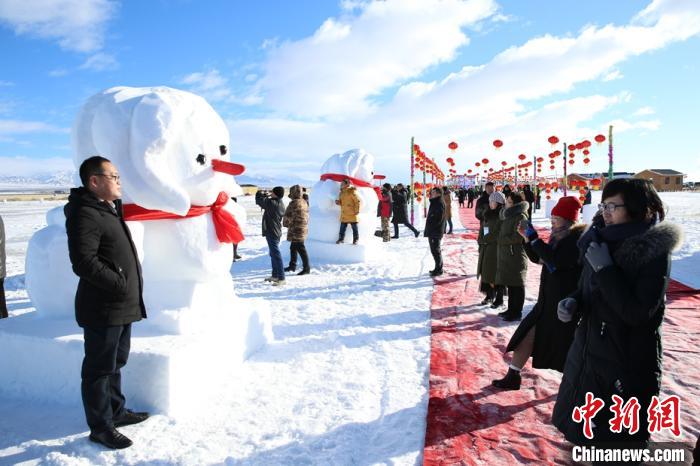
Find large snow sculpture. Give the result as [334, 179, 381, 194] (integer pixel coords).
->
[305, 149, 380, 263]
[8, 87, 272, 416]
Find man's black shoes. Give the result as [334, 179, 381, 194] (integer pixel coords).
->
[89, 428, 133, 449]
[114, 409, 149, 428]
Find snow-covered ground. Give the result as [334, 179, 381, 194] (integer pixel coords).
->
[0, 195, 435, 465]
[0, 191, 698, 465]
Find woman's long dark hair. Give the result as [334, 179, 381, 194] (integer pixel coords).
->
[602, 178, 665, 222]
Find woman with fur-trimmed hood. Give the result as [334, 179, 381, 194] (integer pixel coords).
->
[552, 178, 683, 448]
[283, 185, 310, 275]
[492, 196, 585, 390]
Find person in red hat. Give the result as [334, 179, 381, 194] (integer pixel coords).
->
[492, 195, 585, 390]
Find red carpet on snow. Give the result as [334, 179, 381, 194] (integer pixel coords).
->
[422, 203, 700, 465]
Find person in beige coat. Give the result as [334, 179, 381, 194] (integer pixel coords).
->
[0, 213, 7, 318]
[283, 185, 310, 275]
[443, 188, 453, 234]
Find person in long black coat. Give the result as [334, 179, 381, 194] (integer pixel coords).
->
[65, 156, 148, 449]
[523, 184, 536, 219]
[476, 191, 505, 305]
[552, 179, 682, 448]
[391, 184, 419, 238]
[492, 196, 584, 390]
[424, 187, 446, 277]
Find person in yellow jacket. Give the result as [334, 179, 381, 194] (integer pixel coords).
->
[335, 179, 361, 245]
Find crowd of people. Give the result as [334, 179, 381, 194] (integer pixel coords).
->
[2, 156, 691, 457]
[466, 178, 684, 455]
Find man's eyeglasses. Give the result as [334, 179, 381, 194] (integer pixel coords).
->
[96, 174, 120, 181]
[598, 202, 625, 213]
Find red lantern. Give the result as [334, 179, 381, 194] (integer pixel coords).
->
[579, 196, 586, 202]
[518, 154, 526, 161]
[552, 182, 559, 189]
[575, 142, 584, 150]
[537, 182, 545, 189]
[413, 144, 420, 152]
[548, 135, 559, 145]
[546, 195, 551, 200]
[475, 162, 481, 167]
[591, 178, 602, 186]
[569, 153, 575, 159]
[482, 158, 489, 165]
[553, 150, 561, 157]
[594, 134, 606, 144]
[568, 159, 575, 165]
[579, 188, 586, 195]
[446, 157, 454, 164]
[537, 157, 544, 163]
[501, 161, 507, 166]
[568, 144, 576, 152]
[467, 169, 472, 174]
[583, 149, 590, 155]
[493, 139, 503, 149]
[583, 158, 590, 164]
[583, 140, 591, 148]
[448, 141, 458, 151]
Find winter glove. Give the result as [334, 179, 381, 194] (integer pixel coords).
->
[585, 241, 613, 272]
[557, 297, 577, 323]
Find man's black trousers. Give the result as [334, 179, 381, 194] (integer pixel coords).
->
[81, 323, 131, 433]
[428, 237, 443, 272]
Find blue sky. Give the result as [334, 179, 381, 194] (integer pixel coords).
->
[1, 0, 699, 182]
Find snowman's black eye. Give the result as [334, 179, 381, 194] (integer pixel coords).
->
[196, 154, 207, 165]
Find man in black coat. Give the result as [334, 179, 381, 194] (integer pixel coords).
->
[424, 187, 446, 277]
[65, 156, 148, 449]
[256, 186, 287, 285]
[474, 182, 494, 222]
[391, 184, 419, 238]
[523, 185, 536, 219]
[466, 188, 476, 208]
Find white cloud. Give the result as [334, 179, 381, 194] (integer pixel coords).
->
[252, 0, 498, 118]
[0, 0, 117, 52]
[226, 0, 700, 181]
[181, 69, 231, 102]
[79, 52, 118, 71]
[0, 155, 73, 176]
[608, 118, 661, 132]
[633, 106, 655, 116]
[48, 68, 69, 77]
[603, 69, 623, 81]
[0, 119, 67, 135]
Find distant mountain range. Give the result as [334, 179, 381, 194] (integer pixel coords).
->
[236, 173, 314, 187]
[0, 171, 314, 192]
[0, 171, 76, 191]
